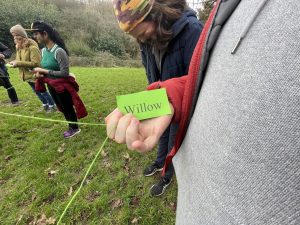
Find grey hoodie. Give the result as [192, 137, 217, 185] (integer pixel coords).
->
[174, 0, 300, 224]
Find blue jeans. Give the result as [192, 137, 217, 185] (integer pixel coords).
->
[28, 82, 55, 106]
[156, 123, 179, 180]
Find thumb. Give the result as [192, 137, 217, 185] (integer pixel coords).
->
[132, 135, 159, 153]
[147, 81, 161, 91]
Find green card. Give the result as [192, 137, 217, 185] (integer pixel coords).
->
[116, 88, 171, 120]
[5, 63, 13, 68]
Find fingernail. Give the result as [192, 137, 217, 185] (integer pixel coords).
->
[131, 118, 139, 125]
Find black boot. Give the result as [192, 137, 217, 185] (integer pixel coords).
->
[7, 87, 19, 104]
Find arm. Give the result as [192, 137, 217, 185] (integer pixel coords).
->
[48, 48, 69, 77]
[15, 46, 41, 68]
[0, 43, 12, 59]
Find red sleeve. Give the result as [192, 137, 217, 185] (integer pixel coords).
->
[147, 76, 187, 123]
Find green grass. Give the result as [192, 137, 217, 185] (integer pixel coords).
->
[0, 68, 177, 225]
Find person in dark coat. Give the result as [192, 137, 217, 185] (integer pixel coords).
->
[0, 42, 19, 105]
[113, 0, 203, 196]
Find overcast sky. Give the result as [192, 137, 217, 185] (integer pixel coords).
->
[186, 0, 203, 10]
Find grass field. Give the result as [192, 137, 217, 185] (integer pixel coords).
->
[0, 68, 177, 225]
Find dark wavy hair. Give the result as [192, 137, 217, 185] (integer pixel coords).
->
[144, 0, 187, 50]
[32, 21, 69, 56]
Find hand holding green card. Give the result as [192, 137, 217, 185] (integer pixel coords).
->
[116, 89, 172, 120]
[5, 63, 13, 68]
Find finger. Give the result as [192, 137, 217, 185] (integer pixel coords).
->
[131, 135, 159, 153]
[126, 117, 142, 150]
[147, 81, 161, 90]
[115, 113, 133, 144]
[106, 110, 123, 139]
[105, 108, 120, 123]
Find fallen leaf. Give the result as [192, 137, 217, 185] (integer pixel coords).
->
[31, 193, 37, 201]
[131, 217, 141, 224]
[36, 214, 56, 225]
[130, 196, 140, 206]
[123, 153, 132, 161]
[49, 170, 57, 176]
[85, 179, 91, 185]
[16, 215, 23, 225]
[5, 155, 12, 161]
[101, 150, 108, 157]
[86, 191, 101, 202]
[68, 186, 73, 196]
[47, 217, 56, 224]
[111, 199, 123, 209]
[124, 165, 130, 172]
[170, 202, 177, 212]
[57, 143, 66, 153]
[103, 159, 111, 168]
[46, 169, 58, 177]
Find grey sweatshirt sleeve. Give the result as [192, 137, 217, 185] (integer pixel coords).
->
[48, 48, 69, 77]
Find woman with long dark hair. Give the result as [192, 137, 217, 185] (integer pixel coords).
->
[28, 21, 87, 139]
[113, 0, 203, 196]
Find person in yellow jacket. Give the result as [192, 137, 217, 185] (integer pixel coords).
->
[9, 25, 55, 112]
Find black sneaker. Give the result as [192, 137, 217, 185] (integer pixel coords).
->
[143, 163, 163, 177]
[38, 105, 49, 112]
[150, 178, 172, 197]
[47, 106, 56, 113]
[11, 101, 20, 106]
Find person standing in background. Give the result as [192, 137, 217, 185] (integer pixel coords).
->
[0, 42, 19, 105]
[30, 21, 87, 139]
[9, 25, 55, 112]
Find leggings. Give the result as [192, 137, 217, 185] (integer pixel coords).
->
[47, 85, 78, 129]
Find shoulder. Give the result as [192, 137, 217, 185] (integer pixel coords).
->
[28, 43, 40, 52]
[178, 18, 203, 43]
[186, 16, 203, 32]
[54, 47, 67, 59]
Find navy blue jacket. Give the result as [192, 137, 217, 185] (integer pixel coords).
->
[0, 42, 12, 76]
[140, 9, 203, 83]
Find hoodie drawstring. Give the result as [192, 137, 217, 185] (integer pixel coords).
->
[231, 0, 269, 54]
